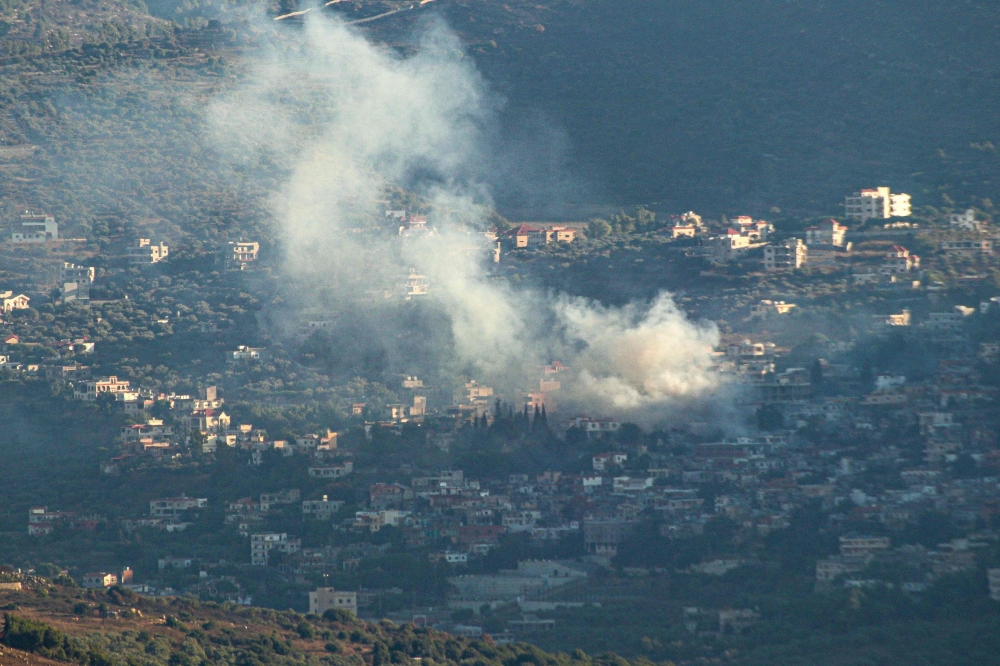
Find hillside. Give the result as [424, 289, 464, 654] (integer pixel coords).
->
[0, 0, 168, 55]
[0, 577, 623, 666]
[1, 0, 999, 228]
[437, 0, 1000, 216]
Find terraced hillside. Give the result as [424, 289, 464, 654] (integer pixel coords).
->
[0, 576, 626, 666]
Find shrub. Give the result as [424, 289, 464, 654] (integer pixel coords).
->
[323, 608, 357, 624]
[2, 614, 65, 652]
[0, 614, 87, 663]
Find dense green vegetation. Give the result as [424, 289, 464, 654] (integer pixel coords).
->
[2, 0, 1000, 224]
[450, 0, 1000, 216]
[1, 582, 639, 666]
[4, 567, 1000, 666]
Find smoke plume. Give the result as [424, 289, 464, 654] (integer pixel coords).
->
[209, 13, 726, 426]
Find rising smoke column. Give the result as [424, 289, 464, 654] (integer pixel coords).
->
[553, 293, 724, 424]
[208, 13, 727, 426]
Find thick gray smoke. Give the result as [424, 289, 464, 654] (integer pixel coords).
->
[209, 14, 725, 426]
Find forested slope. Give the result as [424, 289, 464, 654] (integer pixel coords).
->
[2, 0, 999, 225]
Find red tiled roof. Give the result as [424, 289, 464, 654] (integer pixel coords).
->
[506, 224, 540, 236]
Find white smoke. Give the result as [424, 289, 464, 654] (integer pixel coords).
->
[555, 294, 721, 413]
[208, 14, 727, 426]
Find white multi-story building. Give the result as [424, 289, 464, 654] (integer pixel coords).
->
[150, 496, 207, 518]
[881, 245, 920, 274]
[11, 210, 58, 243]
[764, 238, 807, 271]
[572, 418, 622, 440]
[61, 263, 96, 303]
[227, 241, 259, 267]
[845, 187, 911, 221]
[948, 209, 982, 231]
[612, 476, 654, 493]
[126, 238, 169, 264]
[302, 495, 345, 521]
[74, 376, 131, 401]
[309, 588, 357, 615]
[230, 346, 263, 361]
[405, 271, 429, 297]
[61, 263, 95, 285]
[307, 461, 354, 479]
[250, 533, 301, 566]
[805, 219, 848, 247]
[706, 230, 758, 264]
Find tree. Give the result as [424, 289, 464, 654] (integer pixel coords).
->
[587, 218, 611, 239]
[810, 358, 825, 391]
[757, 404, 784, 431]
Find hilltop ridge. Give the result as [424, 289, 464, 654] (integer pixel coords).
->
[2, 0, 1000, 221]
[0, 576, 615, 666]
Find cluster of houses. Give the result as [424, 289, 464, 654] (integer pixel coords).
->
[667, 188, 992, 286]
[501, 224, 577, 248]
[814, 534, 1000, 593]
[49, 269, 1000, 608]
[8, 192, 1000, 631]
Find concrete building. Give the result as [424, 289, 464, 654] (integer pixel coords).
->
[227, 241, 259, 267]
[732, 216, 773, 241]
[309, 588, 358, 615]
[593, 452, 627, 470]
[11, 210, 58, 243]
[845, 187, 911, 221]
[74, 376, 131, 401]
[751, 300, 797, 316]
[572, 418, 621, 440]
[230, 346, 263, 361]
[402, 376, 424, 389]
[126, 239, 169, 264]
[61, 263, 95, 303]
[0, 291, 30, 313]
[583, 519, 638, 556]
[251, 533, 301, 566]
[948, 209, 982, 231]
[354, 509, 410, 532]
[61, 263, 95, 286]
[504, 224, 577, 248]
[150, 496, 207, 518]
[158, 557, 193, 570]
[764, 238, 807, 271]
[706, 230, 761, 264]
[881, 245, 920, 274]
[989, 568, 1000, 602]
[805, 219, 848, 247]
[839, 536, 891, 557]
[307, 461, 354, 478]
[302, 495, 345, 520]
[81, 572, 118, 588]
[448, 560, 589, 604]
[406, 271, 429, 297]
[941, 239, 993, 256]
